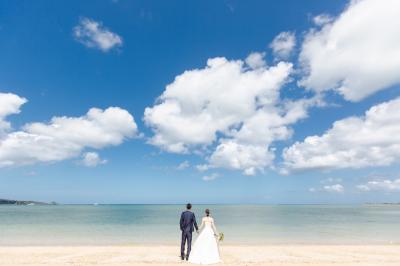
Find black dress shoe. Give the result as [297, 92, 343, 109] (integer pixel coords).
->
[181, 256, 184, 260]
[186, 256, 189, 261]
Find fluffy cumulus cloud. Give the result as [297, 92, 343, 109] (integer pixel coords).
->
[144, 55, 292, 153]
[245, 52, 266, 69]
[0, 93, 137, 167]
[0, 93, 27, 134]
[144, 53, 317, 175]
[208, 97, 319, 175]
[299, 0, 400, 101]
[269, 31, 296, 59]
[357, 179, 400, 192]
[73, 17, 123, 52]
[208, 139, 274, 176]
[81, 152, 107, 167]
[283, 97, 400, 172]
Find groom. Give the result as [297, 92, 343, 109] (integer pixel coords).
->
[180, 203, 199, 261]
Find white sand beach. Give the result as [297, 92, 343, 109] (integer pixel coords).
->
[0, 245, 399, 266]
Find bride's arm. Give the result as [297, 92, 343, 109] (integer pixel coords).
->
[198, 217, 205, 231]
[211, 218, 219, 235]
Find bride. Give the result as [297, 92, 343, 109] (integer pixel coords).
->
[189, 209, 222, 264]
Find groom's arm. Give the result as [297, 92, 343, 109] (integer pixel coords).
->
[193, 214, 199, 231]
[180, 213, 184, 231]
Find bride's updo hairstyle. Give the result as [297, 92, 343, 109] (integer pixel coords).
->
[205, 209, 210, 217]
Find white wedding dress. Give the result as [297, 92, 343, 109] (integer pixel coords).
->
[189, 216, 222, 264]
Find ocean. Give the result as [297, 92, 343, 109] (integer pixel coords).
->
[1, 204, 399, 245]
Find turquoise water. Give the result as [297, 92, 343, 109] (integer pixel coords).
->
[1, 204, 400, 245]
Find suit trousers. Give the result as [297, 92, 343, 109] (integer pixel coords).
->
[180, 230, 193, 258]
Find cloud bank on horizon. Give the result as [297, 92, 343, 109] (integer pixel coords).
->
[1, 0, 400, 183]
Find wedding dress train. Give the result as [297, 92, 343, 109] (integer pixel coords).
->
[189, 217, 221, 264]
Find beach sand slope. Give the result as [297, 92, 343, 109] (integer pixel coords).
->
[0, 245, 399, 266]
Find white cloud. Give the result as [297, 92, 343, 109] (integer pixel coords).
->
[309, 183, 344, 193]
[299, 0, 400, 101]
[269, 31, 296, 59]
[357, 179, 400, 192]
[323, 184, 344, 193]
[144, 54, 317, 175]
[0, 97, 137, 167]
[176, 160, 190, 170]
[283, 97, 400, 172]
[208, 139, 273, 176]
[0, 93, 27, 135]
[73, 17, 122, 52]
[202, 173, 219, 181]
[207, 97, 319, 175]
[245, 52, 266, 69]
[81, 152, 107, 167]
[196, 164, 209, 172]
[0, 93, 27, 118]
[144, 55, 292, 154]
[312, 14, 334, 26]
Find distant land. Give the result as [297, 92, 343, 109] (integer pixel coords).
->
[0, 199, 55, 205]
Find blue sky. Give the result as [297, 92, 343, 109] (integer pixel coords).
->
[1, 0, 400, 204]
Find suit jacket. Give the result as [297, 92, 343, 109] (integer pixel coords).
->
[180, 210, 198, 233]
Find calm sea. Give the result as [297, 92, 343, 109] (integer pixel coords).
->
[0, 204, 399, 245]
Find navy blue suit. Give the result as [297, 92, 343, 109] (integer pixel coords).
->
[180, 210, 198, 259]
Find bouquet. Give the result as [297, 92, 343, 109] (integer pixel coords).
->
[218, 232, 224, 241]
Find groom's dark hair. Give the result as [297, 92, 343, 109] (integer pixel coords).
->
[186, 203, 192, 210]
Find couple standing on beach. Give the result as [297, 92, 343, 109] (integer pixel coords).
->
[180, 203, 222, 264]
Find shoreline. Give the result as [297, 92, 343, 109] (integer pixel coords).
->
[1, 242, 400, 247]
[0, 245, 399, 265]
